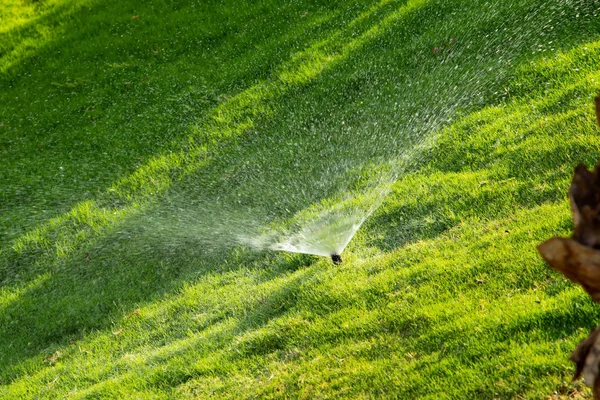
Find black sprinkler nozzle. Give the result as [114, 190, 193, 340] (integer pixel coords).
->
[331, 254, 342, 265]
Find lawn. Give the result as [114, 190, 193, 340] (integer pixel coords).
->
[2, 0, 600, 398]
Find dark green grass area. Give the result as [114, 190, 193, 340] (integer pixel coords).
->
[2, 0, 600, 398]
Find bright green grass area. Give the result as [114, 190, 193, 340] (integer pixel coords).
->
[2, 0, 600, 398]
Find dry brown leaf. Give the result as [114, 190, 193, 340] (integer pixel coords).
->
[537, 96, 600, 398]
[45, 350, 61, 364]
[569, 163, 600, 248]
[538, 238, 600, 303]
[571, 326, 600, 398]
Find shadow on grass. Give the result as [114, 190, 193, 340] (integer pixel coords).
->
[2, 0, 600, 391]
[2, 0, 425, 382]
[0, 0, 361, 244]
[0, 212, 321, 383]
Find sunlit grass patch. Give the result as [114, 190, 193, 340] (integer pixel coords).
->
[0, 0, 94, 75]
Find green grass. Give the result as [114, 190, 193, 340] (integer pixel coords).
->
[2, 0, 600, 398]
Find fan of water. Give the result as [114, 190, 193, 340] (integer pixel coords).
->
[143, 1, 596, 262]
[241, 189, 386, 258]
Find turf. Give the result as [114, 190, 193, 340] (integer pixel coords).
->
[2, 0, 600, 398]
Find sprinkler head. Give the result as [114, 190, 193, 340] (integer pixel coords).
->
[331, 254, 342, 265]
